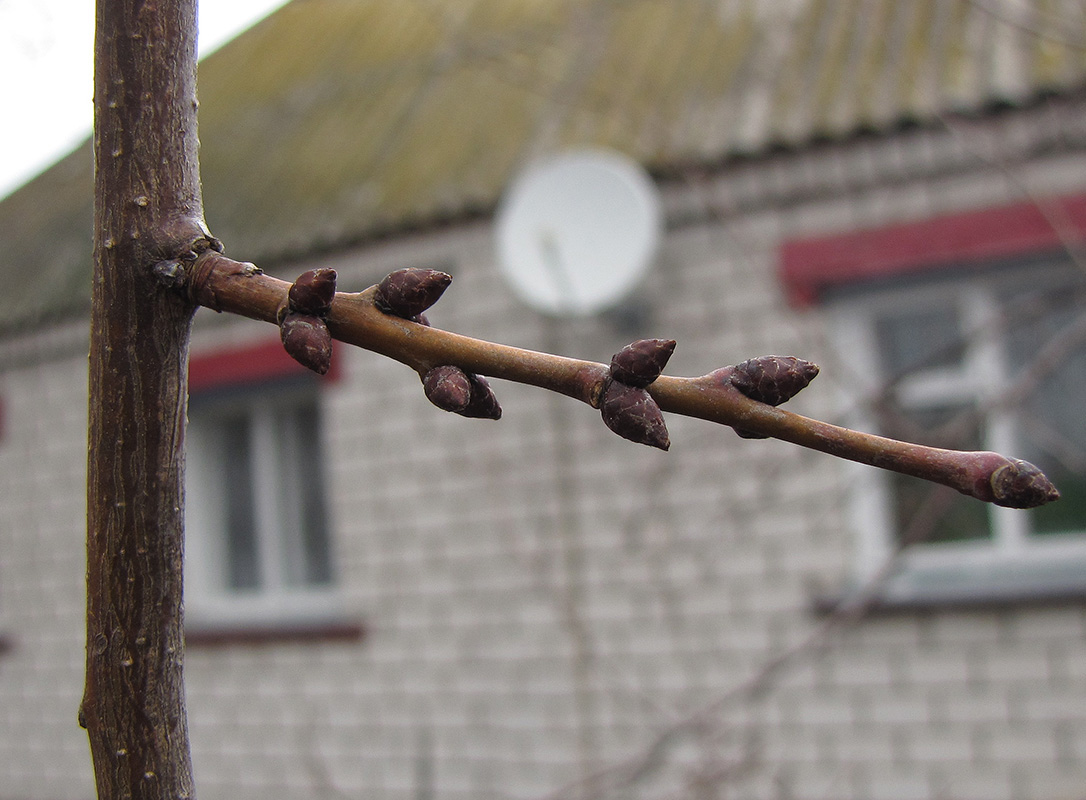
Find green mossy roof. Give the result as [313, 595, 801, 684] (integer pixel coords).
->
[3, 0, 1086, 330]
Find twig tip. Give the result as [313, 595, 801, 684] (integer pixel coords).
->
[988, 458, 1061, 509]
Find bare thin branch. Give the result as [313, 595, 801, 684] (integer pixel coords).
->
[188, 253, 1060, 509]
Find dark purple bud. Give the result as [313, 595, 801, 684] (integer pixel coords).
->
[375, 268, 452, 319]
[460, 373, 502, 420]
[280, 312, 333, 375]
[288, 268, 337, 316]
[600, 380, 670, 450]
[423, 365, 472, 413]
[988, 458, 1061, 509]
[733, 426, 768, 440]
[609, 338, 677, 388]
[730, 355, 819, 407]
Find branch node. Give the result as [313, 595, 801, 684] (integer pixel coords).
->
[152, 259, 186, 288]
[187, 251, 262, 311]
[152, 232, 223, 291]
[277, 269, 339, 374]
[724, 355, 820, 438]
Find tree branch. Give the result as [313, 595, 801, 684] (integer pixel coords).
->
[84, 1, 204, 798]
[187, 253, 1060, 510]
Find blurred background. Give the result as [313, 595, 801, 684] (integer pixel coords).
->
[1, 1, 1085, 798]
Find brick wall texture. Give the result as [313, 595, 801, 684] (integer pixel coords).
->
[2, 99, 1086, 799]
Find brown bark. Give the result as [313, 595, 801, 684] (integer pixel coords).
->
[82, 1, 207, 797]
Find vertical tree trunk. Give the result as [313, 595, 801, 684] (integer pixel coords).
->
[82, 1, 205, 797]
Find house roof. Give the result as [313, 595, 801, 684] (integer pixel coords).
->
[3, 0, 1086, 331]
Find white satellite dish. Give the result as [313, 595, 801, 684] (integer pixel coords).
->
[495, 149, 662, 316]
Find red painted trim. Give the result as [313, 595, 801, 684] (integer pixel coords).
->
[189, 337, 340, 392]
[779, 193, 1086, 306]
[185, 620, 365, 648]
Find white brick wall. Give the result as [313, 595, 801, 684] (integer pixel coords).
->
[3, 100, 1086, 799]
[0, 348, 95, 799]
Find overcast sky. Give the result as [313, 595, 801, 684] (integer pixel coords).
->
[0, 0, 291, 199]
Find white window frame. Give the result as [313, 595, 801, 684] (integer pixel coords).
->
[184, 382, 341, 632]
[828, 262, 1086, 605]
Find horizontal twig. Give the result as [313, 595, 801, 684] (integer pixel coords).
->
[187, 253, 1060, 510]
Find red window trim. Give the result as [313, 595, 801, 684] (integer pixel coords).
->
[189, 337, 340, 392]
[778, 193, 1086, 307]
[185, 620, 365, 648]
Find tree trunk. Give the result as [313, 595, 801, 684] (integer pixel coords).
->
[82, 1, 206, 797]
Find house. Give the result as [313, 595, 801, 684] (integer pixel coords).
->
[2, 1, 1086, 798]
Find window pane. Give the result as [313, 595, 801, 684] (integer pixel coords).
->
[220, 416, 261, 590]
[1027, 458, 1086, 536]
[297, 406, 333, 585]
[189, 383, 334, 601]
[277, 400, 333, 587]
[875, 303, 963, 376]
[1003, 281, 1086, 537]
[883, 404, 991, 545]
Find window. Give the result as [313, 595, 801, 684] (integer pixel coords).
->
[827, 261, 1086, 604]
[185, 345, 340, 633]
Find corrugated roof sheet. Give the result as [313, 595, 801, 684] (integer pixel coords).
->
[3, 0, 1086, 329]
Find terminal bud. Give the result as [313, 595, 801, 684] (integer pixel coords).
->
[988, 458, 1061, 509]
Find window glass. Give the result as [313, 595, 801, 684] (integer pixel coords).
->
[220, 415, 259, 590]
[1001, 281, 1086, 537]
[278, 402, 333, 586]
[826, 249, 1086, 602]
[884, 405, 991, 545]
[872, 300, 988, 546]
[875, 303, 964, 377]
[832, 260, 1086, 592]
[863, 271, 1086, 547]
[187, 385, 334, 604]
